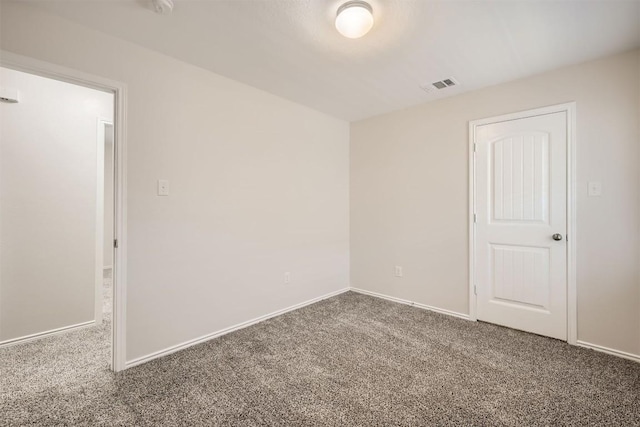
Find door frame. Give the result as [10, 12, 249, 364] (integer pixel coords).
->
[468, 102, 577, 344]
[0, 50, 129, 371]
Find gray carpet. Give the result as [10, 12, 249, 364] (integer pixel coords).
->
[103, 269, 113, 316]
[1, 291, 639, 426]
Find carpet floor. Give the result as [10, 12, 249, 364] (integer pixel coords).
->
[1, 291, 639, 426]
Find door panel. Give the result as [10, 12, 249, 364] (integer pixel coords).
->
[491, 244, 550, 310]
[492, 133, 549, 223]
[475, 112, 567, 340]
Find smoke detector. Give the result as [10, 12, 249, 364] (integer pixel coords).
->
[151, 0, 174, 14]
[420, 77, 460, 93]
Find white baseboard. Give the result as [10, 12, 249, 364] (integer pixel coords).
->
[126, 287, 350, 369]
[350, 287, 470, 320]
[0, 320, 95, 347]
[576, 340, 640, 363]
[351, 288, 640, 364]
[103, 265, 113, 270]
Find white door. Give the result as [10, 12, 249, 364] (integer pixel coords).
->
[475, 111, 567, 340]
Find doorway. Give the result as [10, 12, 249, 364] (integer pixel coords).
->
[0, 53, 127, 371]
[469, 103, 576, 342]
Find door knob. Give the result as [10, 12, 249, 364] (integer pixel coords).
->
[552, 233, 563, 241]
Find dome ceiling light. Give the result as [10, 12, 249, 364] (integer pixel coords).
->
[151, 0, 174, 14]
[335, 1, 374, 39]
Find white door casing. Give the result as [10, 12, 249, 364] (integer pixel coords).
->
[473, 109, 569, 340]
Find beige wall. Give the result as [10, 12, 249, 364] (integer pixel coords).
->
[351, 50, 640, 356]
[0, 67, 113, 342]
[0, 2, 349, 361]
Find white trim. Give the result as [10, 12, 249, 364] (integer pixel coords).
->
[576, 340, 640, 363]
[566, 104, 578, 345]
[468, 121, 477, 321]
[126, 288, 350, 369]
[350, 287, 470, 320]
[0, 321, 95, 347]
[112, 77, 128, 373]
[1, 50, 129, 372]
[104, 265, 113, 271]
[468, 102, 577, 342]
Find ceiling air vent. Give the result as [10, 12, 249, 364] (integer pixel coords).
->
[420, 77, 460, 93]
[0, 87, 19, 103]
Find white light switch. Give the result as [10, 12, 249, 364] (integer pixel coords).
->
[588, 181, 602, 197]
[158, 179, 169, 196]
[394, 266, 403, 278]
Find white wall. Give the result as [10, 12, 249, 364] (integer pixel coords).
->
[0, 67, 113, 342]
[351, 50, 640, 356]
[0, 2, 349, 361]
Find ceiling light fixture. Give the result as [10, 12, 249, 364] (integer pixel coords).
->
[151, 0, 174, 14]
[335, 1, 374, 39]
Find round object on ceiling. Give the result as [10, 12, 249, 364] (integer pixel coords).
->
[335, 1, 374, 39]
[152, 0, 174, 15]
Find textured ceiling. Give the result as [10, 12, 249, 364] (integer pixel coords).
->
[23, 0, 640, 121]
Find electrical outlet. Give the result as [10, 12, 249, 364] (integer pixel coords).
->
[284, 272, 291, 284]
[588, 181, 602, 197]
[394, 266, 403, 278]
[157, 179, 169, 196]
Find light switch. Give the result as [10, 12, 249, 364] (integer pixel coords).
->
[158, 179, 169, 196]
[394, 266, 403, 278]
[588, 181, 602, 197]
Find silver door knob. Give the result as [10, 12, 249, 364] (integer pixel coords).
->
[552, 233, 563, 241]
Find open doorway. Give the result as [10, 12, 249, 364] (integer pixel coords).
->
[0, 66, 118, 370]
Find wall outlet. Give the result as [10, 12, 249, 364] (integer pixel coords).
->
[158, 179, 169, 196]
[588, 181, 602, 197]
[394, 266, 403, 278]
[284, 272, 291, 284]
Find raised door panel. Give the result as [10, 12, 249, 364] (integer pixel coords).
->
[491, 244, 550, 311]
[492, 133, 549, 224]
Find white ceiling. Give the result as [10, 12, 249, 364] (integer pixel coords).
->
[25, 0, 640, 121]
